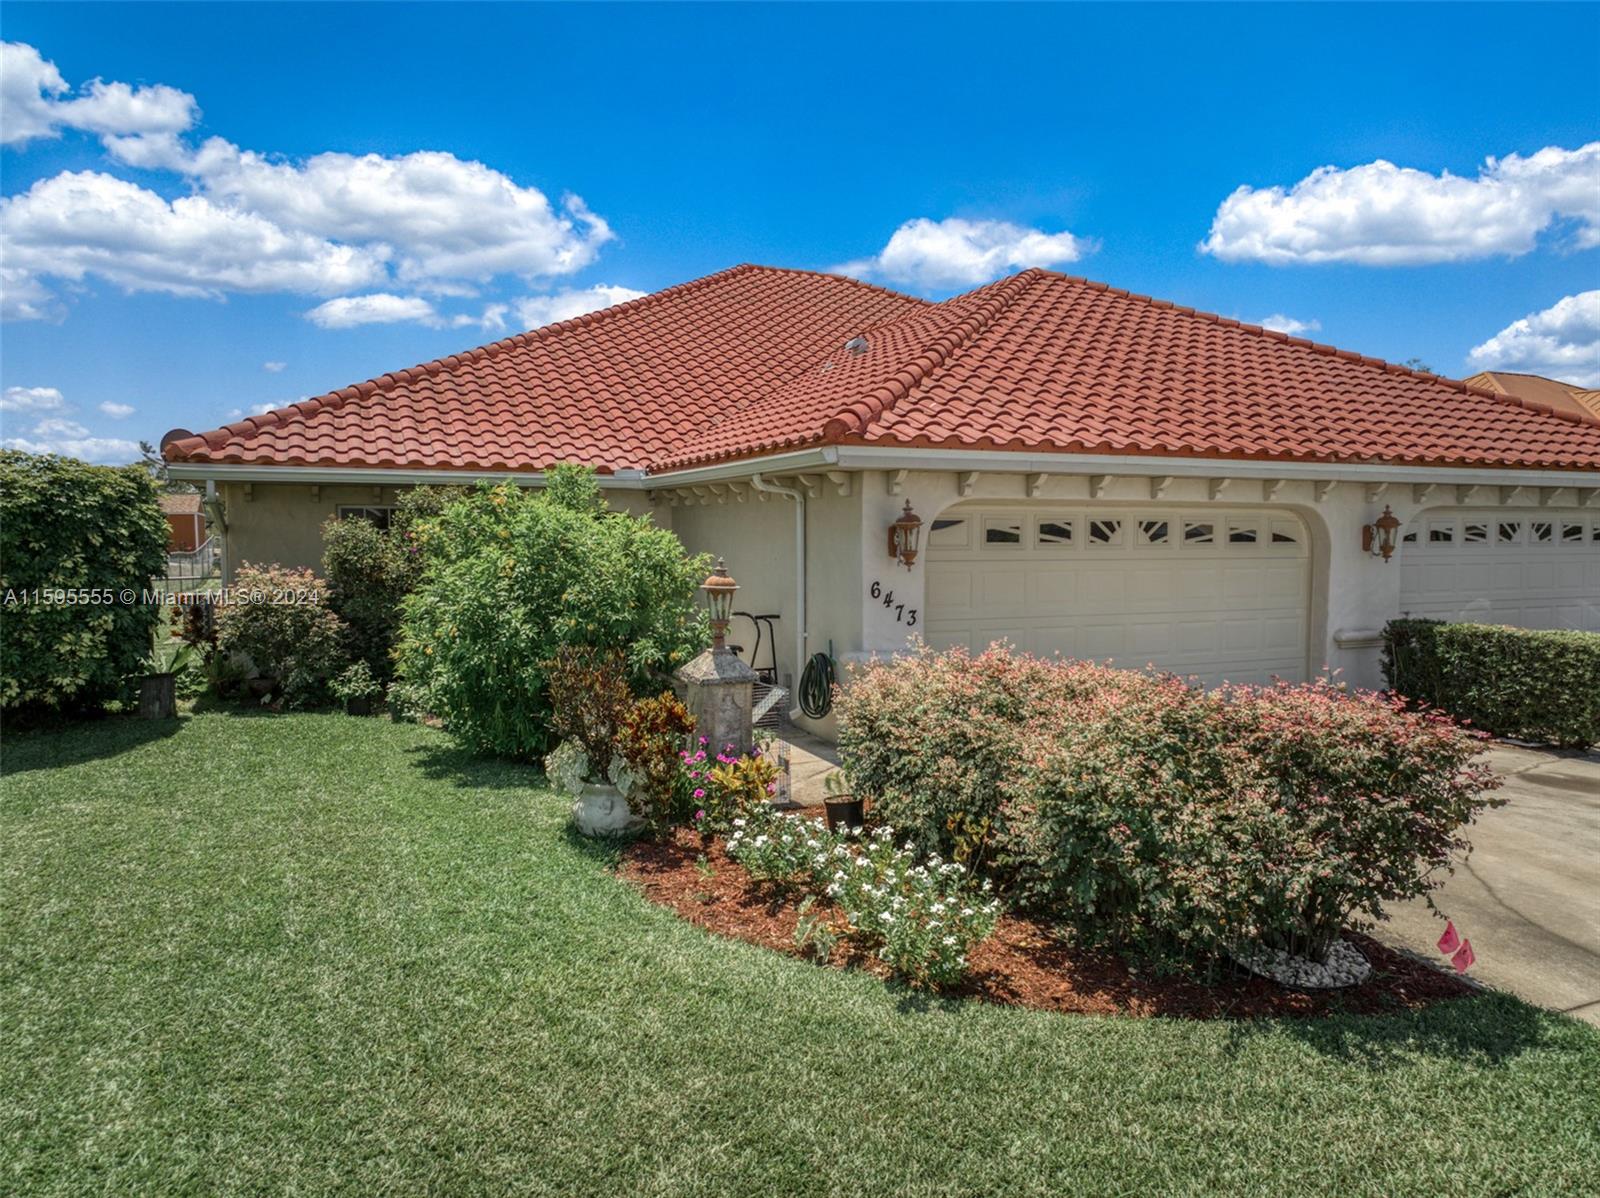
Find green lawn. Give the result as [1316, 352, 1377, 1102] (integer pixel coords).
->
[3, 713, 1597, 1196]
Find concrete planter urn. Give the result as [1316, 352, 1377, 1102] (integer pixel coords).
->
[572, 780, 638, 836]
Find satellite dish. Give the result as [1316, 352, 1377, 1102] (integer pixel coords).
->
[158, 428, 193, 453]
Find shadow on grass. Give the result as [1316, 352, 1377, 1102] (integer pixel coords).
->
[558, 822, 634, 868]
[1, 711, 184, 775]
[404, 741, 548, 791]
[1221, 990, 1561, 1069]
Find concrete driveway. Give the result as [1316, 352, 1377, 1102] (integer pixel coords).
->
[1374, 743, 1600, 1025]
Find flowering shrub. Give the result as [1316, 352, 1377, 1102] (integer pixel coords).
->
[726, 806, 1001, 987]
[1384, 618, 1600, 748]
[216, 563, 348, 707]
[616, 691, 697, 831]
[546, 647, 634, 782]
[1003, 675, 1503, 966]
[697, 748, 779, 830]
[840, 645, 1502, 972]
[836, 645, 1142, 873]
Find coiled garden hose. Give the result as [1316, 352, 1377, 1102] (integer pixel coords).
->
[797, 650, 836, 719]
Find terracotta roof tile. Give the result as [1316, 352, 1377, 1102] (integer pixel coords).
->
[168, 265, 1600, 475]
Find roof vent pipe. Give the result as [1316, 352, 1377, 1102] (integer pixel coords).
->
[844, 335, 869, 356]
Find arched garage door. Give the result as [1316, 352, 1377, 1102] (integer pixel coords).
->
[924, 505, 1311, 686]
[1399, 510, 1600, 631]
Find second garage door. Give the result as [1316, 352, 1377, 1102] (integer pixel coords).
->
[923, 505, 1311, 686]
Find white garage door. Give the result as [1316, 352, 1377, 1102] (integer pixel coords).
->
[924, 506, 1311, 686]
[1399, 510, 1600, 632]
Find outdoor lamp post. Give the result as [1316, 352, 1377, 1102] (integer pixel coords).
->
[702, 557, 739, 650]
[1362, 505, 1402, 562]
[888, 500, 923, 570]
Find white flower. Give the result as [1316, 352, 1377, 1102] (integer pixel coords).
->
[943, 936, 958, 946]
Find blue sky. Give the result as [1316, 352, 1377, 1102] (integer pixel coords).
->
[3, 2, 1597, 463]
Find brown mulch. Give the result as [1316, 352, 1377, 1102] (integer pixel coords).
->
[620, 827, 1477, 1020]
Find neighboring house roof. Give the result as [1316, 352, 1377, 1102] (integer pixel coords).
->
[158, 493, 203, 514]
[166, 265, 1600, 476]
[1462, 370, 1600, 424]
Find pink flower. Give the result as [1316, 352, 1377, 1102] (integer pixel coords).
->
[693, 788, 706, 799]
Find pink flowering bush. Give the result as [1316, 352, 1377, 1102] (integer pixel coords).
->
[837, 645, 1115, 872]
[841, 646, 1503, 971]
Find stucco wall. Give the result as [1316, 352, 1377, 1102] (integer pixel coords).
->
[217, 481, 661, 580]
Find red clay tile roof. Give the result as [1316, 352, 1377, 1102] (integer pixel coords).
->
[167, 265, 1600, 475]
[163, 266, 924, 473]
[1463, 371, 1600, 423]
[158, 492, 202, 514]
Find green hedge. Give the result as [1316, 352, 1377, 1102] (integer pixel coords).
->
[0, 450, 169, 712]
[1383, 619, 1600, 749]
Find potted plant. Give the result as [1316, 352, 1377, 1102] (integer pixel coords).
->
[136, 637, 197, 719]
[821, 768, 865, 832]
[545, 647, 639, 836]
[331, 661, 383, 716]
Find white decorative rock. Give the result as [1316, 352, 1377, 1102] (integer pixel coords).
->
[572, 781, 639, 836]
[1233, 938, 1372, 989]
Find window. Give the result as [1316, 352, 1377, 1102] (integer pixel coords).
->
[1137, 519, 1169, 546]
[1183, 521, 1214, 545]
[1087, 519, 1123, 546]
[338, 506, 394, 529]
[1561, 522, 1585, 544]
[1463, 522, 1489, 544]
[1498, 522, 1522, 544]
[1532, 521, 1553, 543]
[1269, 520, 1301, 544]
[1037, 519, 1074, 546]
[983, 518, 1022, 546]
[1428, 522, 1454, 544]
[1227, 521, 1258, 544]
[1402, 529, 1418, 544]
[927, 518, 968, 548]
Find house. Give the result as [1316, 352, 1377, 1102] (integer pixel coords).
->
[1462, 370, 1600, 423]
[159, 492, 206, 552]
[163, 265, 1600, 738]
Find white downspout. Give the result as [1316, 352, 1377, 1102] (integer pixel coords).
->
[748, 473, 806, 720]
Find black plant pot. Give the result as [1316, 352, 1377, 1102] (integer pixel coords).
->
[345, 695, 374, 717]
[138, 672, 177, 719]
[822, 795, 865, 833]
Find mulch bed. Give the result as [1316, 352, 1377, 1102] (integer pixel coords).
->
[620, 827, 1476, 1020]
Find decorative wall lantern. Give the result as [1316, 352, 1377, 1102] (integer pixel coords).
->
[888, 500, 923, 570]
[701, 557, 739, 649]
[1362, 505, 1402, 563]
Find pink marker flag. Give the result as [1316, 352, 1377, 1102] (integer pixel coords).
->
[1451, 940, 1476, 973]
[1437, 921, 1460, 955]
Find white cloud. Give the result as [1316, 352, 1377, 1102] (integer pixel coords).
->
[98, 401, 135, 418]
[837, 217, 1090, 290]
[452, 302, 509, 333]
[1, 42, 615, 321]
[1202, 143, 1600, 265]
[32, 417, 89, 438]
[0, 385, 66, 412]
[0, 41, 197, 148]
[1, 432, 142, 464]
[1, 171, 389, 307]
[262, 361, 286, 373]
[1256, 314, 1321, 337]
[303, 293, 437, 329]
[1467, 291, 1600, 388]
[514, 285, 648, 329]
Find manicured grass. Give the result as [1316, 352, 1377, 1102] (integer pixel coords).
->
[3, 712, 1597, 1196]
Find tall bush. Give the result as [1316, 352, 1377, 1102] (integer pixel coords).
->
[1383, 618, 1600, 749]
[839, 646, 1502, 970]
[216, 563, 348, 707]
[0, 450, 167, 712]
[397, 469, 708, 760]
[321, 486, 465, 682]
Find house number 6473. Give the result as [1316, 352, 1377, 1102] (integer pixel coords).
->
[868, 580, 917, 627]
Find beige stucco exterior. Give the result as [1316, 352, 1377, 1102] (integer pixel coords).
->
[197, 458, 1599, 743]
